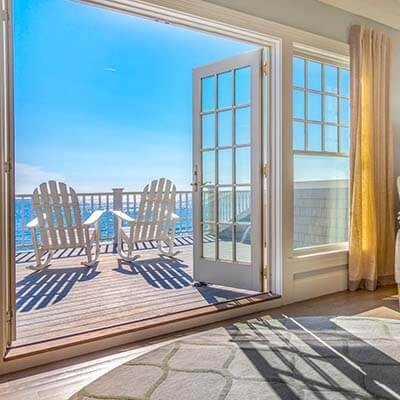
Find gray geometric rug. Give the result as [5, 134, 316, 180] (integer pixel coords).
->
[70, 316, 400, 400]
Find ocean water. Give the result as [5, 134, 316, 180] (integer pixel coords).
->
[15, 198, 193, 251]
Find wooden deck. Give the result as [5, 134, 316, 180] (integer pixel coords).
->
[15, 242, 257, 346]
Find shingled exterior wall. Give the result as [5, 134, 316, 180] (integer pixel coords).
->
[293, 179, 349, 248]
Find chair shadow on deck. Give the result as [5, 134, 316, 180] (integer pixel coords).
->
[16, 266, 100, 313]
[114, 256, 193, 289]
[114, 256, 254, 304]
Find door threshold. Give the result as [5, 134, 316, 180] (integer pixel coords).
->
[4, 292, 280, 372]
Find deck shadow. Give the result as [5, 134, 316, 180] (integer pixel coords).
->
[114, 257, 254, 303]
[114, 257, 193, 289]
[16, 266, 100, 312]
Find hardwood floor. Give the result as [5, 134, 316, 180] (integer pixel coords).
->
[1, 285, 398, 400]
[15, 244, 257, 345]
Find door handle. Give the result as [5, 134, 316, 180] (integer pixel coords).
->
[192, 164, 199, 192]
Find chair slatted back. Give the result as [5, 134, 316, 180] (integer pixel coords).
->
[32, 181, 84, 249]
[133, 178, 176, 242]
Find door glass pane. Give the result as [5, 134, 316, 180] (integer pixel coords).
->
[218, 149, 232, 184]
[202, 223, 216, 260]
[307, 93, 322, 121]
[218, 110, 232, 147]
[202, 113, 215, 148]
[293, 57, 304, 87]
[218, 225, 233, 262]
[202, 188, 215, 222]
[236, 186, 251, 222]
[218, 187, 233, 223]
[325, 95, 338, 123]
[235, 67, 250, 105]
[236, 224, 251, 264]
[202, 151, 215, 185]
[201, 76, 215, 112]
[340, 98, 350, 125]
[217, 71, 233, 109]
[307, 60, 322, 91]
[236, 147, 251, 185]
[293, 121, 305, 151]
[235, 107, 250, 145]
[324, 65, 338, 93]
[307, 123, 322, 151]
[293, 89, 305, 119]
[325, 125, 338, 152]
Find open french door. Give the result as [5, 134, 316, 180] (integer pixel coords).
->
[0, 0, 16, 351]
[192, 49, 264, 292]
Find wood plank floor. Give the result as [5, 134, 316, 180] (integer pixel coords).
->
[1, 285, 398, 400]
[15, 244, 257, 345]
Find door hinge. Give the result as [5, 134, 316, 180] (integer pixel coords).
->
[262, 61, 269, 76]
[1, 10, 9, 22]
[6, 309, 14, 323]
[262, 163, 269, 177]
[4, 161, 12, 173]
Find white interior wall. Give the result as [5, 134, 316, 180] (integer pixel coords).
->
[204, 0, 400, 302]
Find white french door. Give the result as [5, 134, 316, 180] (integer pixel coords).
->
[192, 49, 264, 292]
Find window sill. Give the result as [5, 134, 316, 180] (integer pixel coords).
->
[291, 242, 349, 258]
[288, 247, 349, 274]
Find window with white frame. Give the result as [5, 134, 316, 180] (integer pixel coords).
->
[292, 54, 350, 250]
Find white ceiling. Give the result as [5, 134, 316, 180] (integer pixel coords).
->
[317, 0, 400, 30]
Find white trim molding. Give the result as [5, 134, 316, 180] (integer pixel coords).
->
[75, 0, 350, 55]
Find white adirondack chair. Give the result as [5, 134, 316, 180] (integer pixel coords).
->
[113, 178, 180, 262]
[27, 181, 104, 270]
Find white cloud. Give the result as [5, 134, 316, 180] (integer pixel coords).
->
[15, 163, 65, 194]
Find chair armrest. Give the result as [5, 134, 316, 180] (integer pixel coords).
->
[27, 217, 39, 229]
[112, 210, 135, 224]
[171, 213, 180, 221]
[27, 213, 47, 229]
[83, 210, 105, 226]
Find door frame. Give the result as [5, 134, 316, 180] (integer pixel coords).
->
[0, 0, 289, 371]
[192, 49, 264, 292]
[0, 0, 16, 358]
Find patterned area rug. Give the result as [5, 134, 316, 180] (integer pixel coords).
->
[70, 316, 400, 400]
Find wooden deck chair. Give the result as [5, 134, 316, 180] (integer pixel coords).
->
[113, 178, 180, 262]
[27, 181, 104, 270]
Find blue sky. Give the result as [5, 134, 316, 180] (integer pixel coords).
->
[13, 0, 256, 192]
[13, 0, 349, 194]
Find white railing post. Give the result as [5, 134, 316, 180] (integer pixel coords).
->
[112, 188, 124, 251]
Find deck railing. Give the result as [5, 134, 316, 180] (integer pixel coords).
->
[15, 189, 194, 251]
[15, 181, 349, 251]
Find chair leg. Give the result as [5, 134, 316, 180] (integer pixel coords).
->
[158, 239, 180, 258]
[28, 229, 52, 271]
[82, 226, 99, 267]
[28, 248, 53, 271]
[117, 226, 139, 263]
[159, 220, 180, 258]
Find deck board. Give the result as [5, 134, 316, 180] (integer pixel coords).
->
[15, 244, 256, 345]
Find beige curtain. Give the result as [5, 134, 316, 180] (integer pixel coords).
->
[349, 25, 395, 291]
